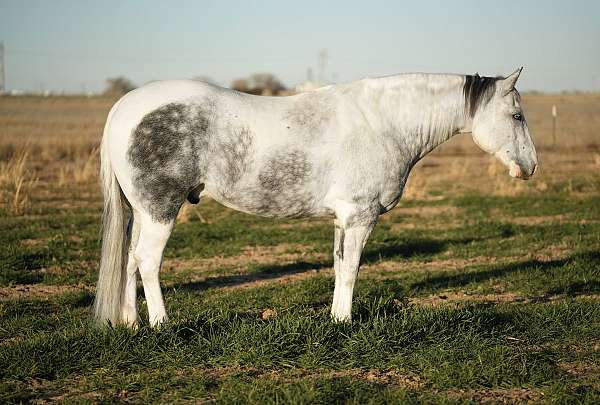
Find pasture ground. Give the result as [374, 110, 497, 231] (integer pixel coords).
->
[1, 92, 600, 403]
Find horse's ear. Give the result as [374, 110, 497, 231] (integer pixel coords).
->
[501, 67, 523, 95]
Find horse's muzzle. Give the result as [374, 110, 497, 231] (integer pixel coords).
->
[509, 162, 538, 180]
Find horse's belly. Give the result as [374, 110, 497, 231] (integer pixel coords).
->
[205, 181, 330, 219]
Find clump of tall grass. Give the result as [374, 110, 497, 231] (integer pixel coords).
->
[0, 146, 38, 214]
[57, 147, 99, 186]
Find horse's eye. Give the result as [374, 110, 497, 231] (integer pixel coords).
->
[513, 113, 523, 121]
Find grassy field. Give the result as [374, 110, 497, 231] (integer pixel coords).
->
[1, 92, 600, 403]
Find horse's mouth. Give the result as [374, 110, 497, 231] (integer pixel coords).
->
[509, 162, 538, 180]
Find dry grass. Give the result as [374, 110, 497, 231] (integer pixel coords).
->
[0, 147, 38, 214]
[0, 95, 114, 160]
[0, 92, 598, 214]
[0, 96, 115, 214]
[57, 147, 99, 186]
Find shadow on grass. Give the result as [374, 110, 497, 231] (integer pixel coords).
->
[0, 249, 53, 284]
[362, 237, 477, 263]
[548, 280, 600, 296]
[410, 250, 600, 294]
[174, 260, 331, 292]
[173, 236, 477, 293]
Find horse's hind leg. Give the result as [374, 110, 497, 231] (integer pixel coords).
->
[121, 211, 141, 325]
[134, 213, 175, 327]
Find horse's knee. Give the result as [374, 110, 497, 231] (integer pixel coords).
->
[134, 251, 160, 279]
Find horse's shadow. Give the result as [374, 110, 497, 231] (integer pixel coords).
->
[171, 236, 475, 293]
[361, 237, 476, 264]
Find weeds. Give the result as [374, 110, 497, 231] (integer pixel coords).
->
[0, 147, 38, 214]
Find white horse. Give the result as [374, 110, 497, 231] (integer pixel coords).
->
[94, 68, 537, 327]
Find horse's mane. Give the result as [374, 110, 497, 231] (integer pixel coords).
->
[463, 74, 502, 117]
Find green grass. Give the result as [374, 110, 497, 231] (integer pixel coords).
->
[1, 182, 600, 403]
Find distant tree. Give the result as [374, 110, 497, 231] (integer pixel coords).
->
[104, 77, 136, 96]
[230, 73, 286, 95]
[248, 73, 285, 95]
[231, 78, 249, 93]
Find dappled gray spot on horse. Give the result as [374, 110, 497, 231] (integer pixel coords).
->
[258, 149, 311, 191]
[127, 102, 213, 222]
[208, 126, 255, 199]
[242, 149, 315, 217]
[284, 94, 334, 137]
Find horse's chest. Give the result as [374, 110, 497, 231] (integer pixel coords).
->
[377, 163, 412, 213]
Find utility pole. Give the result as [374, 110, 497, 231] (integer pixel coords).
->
[0, 42, 5, 93]
[551, 105, 557, 149]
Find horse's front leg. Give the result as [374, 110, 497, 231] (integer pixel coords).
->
[331, 210, 376, 322]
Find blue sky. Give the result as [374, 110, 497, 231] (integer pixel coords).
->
[1, 0, 599, 93]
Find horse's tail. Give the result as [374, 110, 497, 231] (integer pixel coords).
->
[93, 100, 130, 326]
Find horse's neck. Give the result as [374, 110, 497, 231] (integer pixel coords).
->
[353, 74, 470, 160]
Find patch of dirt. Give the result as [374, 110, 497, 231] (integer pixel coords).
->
[503, 214, 569, 225]
[67, 235, 83, 243]
[40, 390, 101, 404]
[530, 244, 572, 261]
[494, 212, 600, 227]
[537, 339, 600, 354]
[199, 366, 424, 389]
[324, 369, 424, 389]
[392, 205, 460, 219]
[275, 218, 330, 229]
[409, 291, 600, 307]
[0, 336, 24, 346]
[0, 283, 90, 300]
[389, 220, 464, 231]
[261, 308, 278, 320]
[559, 362, 599, 377]
[20, 237, 52, 247]
[447, 388, 543, 404]
[410, 291, 526, 306]
[166, 244, 325, 275]
[363, 256, 497, 274]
